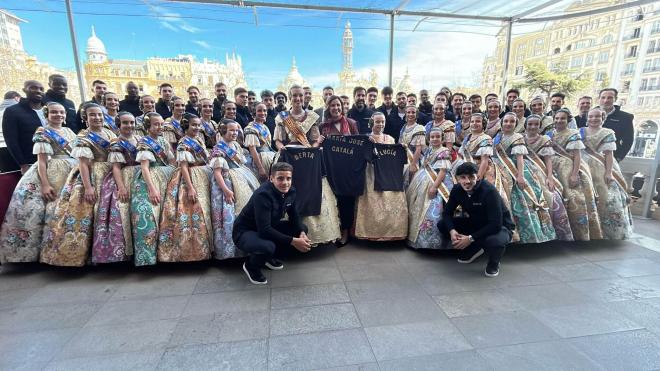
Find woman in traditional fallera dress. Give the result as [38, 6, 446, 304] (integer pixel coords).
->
[135, 95, 156, 136]
[406, 128, 453, 249]
[92, 112, 140, 263]
[41, 103, 117, 266]
[158, 113, 212, 262]
[102, 92, 121, 135]
[550, 109, 602, 241]
[130, 113, 175, 266]
[198, 98, 218, 149]
[0, 103, 77, 263]
[399, 105, 427, 185]
[244, 103, 276, 182]
[529, 97, 555, 134]
[163, 96, 186, 152]
[511, 99, 527, 133]
[580, 108, 633, 239]
[524, 115, 574, 241]
[274, 85, 340, 245]
[485, 100, 502, 138]
[493, 112, 556, 244]
[210, 120, 260, 259]
[455, 102, 473, 146]
[354, 112, 408, 241]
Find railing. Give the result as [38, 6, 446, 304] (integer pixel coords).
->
[643, 66, 660, 73]
[639, 86, 660, 91]
[622, 70, 635, 76]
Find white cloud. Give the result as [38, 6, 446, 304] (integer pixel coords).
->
[144, 1, 200, 34]
[192, 40, 211, 50]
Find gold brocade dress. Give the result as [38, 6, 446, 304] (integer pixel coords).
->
[244, 121, 276, 179]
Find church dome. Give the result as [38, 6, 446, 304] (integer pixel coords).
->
[285, 57, 304, 86]
[86, 26, 107, 56]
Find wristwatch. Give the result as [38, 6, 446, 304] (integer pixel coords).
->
[467, 235, 474, 243]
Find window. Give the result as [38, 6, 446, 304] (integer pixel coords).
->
[624, 63, 635, 75]
[627, 45, 638, 58]
[596, 71, 606, 81]
[653, 21, 660, 34]
[571, 56, 583, 67]
[602, 34, 613, 43]
[649, 40, 657, 53]
[650, 78, 657, 90]
[585, 54, 594, 65]
[637, 97, 644, 106]
[645, 59, 653, 70]
[599, 51, 609, 63]
[515, 66, 523, 75]
[633, 28, 641, 38]
[553, 47, 561, 54]
[641, 78, 648, 90]
[575, 39, 593, 49]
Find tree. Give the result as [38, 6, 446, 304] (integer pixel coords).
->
[514, 62, 590, 102]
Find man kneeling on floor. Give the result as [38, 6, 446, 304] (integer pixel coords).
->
[439, 162, 515, 277]
[233, 162, 312, 284]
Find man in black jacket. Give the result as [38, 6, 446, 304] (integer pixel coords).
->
[234, 87, 253, 129]
[2, 80, 45, 174]
[260, 89, 277, 137]
[212, 82, 227, 122]
[75, 79, 106, 130]
[155, 83, 173, 119]
[185, 85, 201, 115]
[233, 162, 311, 284]
[377, 86, 395, 116]
[119, 81, 142, 117]
[575, 96, 592, 128]
[439, 162, 514, 277]
[42, 74, 78, 132]
[347, 86, 374, 134]
[385, 92, 407, 142]
[598, 88, 634, 162]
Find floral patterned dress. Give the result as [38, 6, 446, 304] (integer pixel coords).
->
[525, 134, 574, 241]
[0, 126, 77, 263]
[92, 134, 140, 263]
[580, 127, 633, 240]
[493, 133, 556, 244]
[157, 136, 212, 262]
[130, 135, 175, 266]
[209, 140, 260, 259]
[40, 128, 117, 266]
[354, 134, 408, 241]
[399, 123, 426, 187]
[406, 145, 454, 249]
[244, 121, 276, 179]
[163, 116, 184, 151]
[550, 128, 602, 241]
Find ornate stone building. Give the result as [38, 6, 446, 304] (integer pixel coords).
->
[337, 21, 379, 97]
[277, 57, 307, 93]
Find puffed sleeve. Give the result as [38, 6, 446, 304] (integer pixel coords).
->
[510, 143, 529, 155]
[475, 139, 493, 157]
[537, 146, 555, 157]
[163, 130, 177, 145]
[243, 130, 261, 147]
[71, 146, 94, 159]
[209, 155, 229, 170]
[433, 149, 452, 170]
[108, 151, 126, 163]
[410, 131, 427, 147]
[32, 128, 54, 155]
[566, 134, 585, 150]
[136, 150, 155, 163]
[599, 132, 617, 152]
[176, 143, 195, 163]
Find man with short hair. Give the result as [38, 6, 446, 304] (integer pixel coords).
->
[450, 93, 466, 121]
[185, 85, 201, 115]
[260, 90, 277, 136]
[377, 86, 395, 116]
[546, 92, 566, 117]
[212, 82, 227, 122]
[314, 86, 334, 124]
[469, 94, 482, 113]
[347, 86, 375, 134]
[42, 74, 78, 132]
[485, 93, 498, 103]
[418, 89, 433, 115]
[434, 92, 456, 122]
[340, 95, 350, 115]
[439, 162, 514, 277]
[234, 87, 253, 128]
[366, 87, 378, 110]
[501, 88, 531, 117]
[75, 79, 107, 129]
[2, 81, 45, 174]
[155, 83, 174, 119]
[598, 88, 634, 162]
[302, 86, 313, 111]
[575, 96, 593, 128]
[233, 162, 311, 285]
[274, 91, 287, 112]
[248, 90, 258, 116]
[119, 81, 142, 117]
[385, 92, 407, 141]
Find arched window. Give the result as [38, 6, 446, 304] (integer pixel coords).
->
[632, 120, 659, 158]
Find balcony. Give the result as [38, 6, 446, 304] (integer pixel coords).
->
[626, 52, 639, 59]
[621, 70, 635, 77]
[639, 86, 660, 91]
[652, 28, 660, 35]
[643, 66, 660, 73]
[623, 32, 642, 41]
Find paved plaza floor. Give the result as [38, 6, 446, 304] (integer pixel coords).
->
[1, 218, 660, 370]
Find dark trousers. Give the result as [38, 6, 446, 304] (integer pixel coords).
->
[440, 222, 510, 264]
[234, 222, 297, 268]
[336, 195, 355, 230]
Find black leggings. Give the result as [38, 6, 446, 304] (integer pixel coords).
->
[336, 195, 356, 230]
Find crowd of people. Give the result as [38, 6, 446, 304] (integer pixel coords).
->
[0, 74, 635, 278]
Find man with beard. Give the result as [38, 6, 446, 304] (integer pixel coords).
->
[155, 83, 174, 119]
[546, 92, 566, 117]
[302, 86, 313, 111]
[42, 74, 78, 132]
[377, 86, 395, 116]
[598, 88, 634, 162]
[274, 91, 288, 112]
[469, 94, 482, 113]
[234, 87, 253, 129]
[575, 96, 592, 128]
[314, 86, 334, 124]
[75, 79, 106, 130]
[347, 86, 374, 134]
[366, 87, 378, 110]
[418, 89, 433, 115]
[2, 80, 45, 173]
[248, 90, 258, 116]
[385, 91, 407, 142]
[185, 85, 201, 115]
[260, 90, 277, 137]
[212, 82, 227, 122]
[119, 81, 142, 117]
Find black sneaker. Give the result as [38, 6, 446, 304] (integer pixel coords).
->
[457, 248, 484, 264]
[485, 261, 500, 277]
[243, 262, 267, 285]
[265, 258, 284, 270]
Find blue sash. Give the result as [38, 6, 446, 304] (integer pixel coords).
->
[43, 127, 71, 154]
[252, 122, 270, 140]
[579, 127, 586, 140]
[141, 135, 167, 163]
[87, 131, 111, 149]
[182, 136, 207, 162]
[201, 120, 216, 137]
[455, 120, 462, 137]
[117, 139, 138, 158]
[493, 132, 503, 145]
[104, 113, 118, 132]
[170, 119, 183, 134]
[215, 140, 237, 159]
[546, 130, 555, 139]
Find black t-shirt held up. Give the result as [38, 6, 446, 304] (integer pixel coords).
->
[278, 146, 324, 217]
[373, 143, 407, 192]
[322, 135, 373, 197]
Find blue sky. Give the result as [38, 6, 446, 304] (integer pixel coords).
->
[4, 0, 563, 90]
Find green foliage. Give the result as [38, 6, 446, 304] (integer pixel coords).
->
[514, 62, 590, 102]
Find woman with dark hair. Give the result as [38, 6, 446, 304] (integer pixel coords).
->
[163, 96, 186, 151]
[198, 98, 218, 149]
[485, 100, 502, 138]
[41, 103, 117, 266]
[102, 92, 121, 135]
[130, 112, 175, 266]
[319, 95, 358, 137]
[399, 105, 426, 184]
[158, 113, 212, 262]
[244, 103, 276, 181]
[0, 102, 77, 263]
[93, 111, 140, 263]
[529, 97, 554, 134]
[210, 120, 259, 259]
[135, 95, 156, 136]
[550, 108, 602, 241]
[511, 99, 527, 133]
